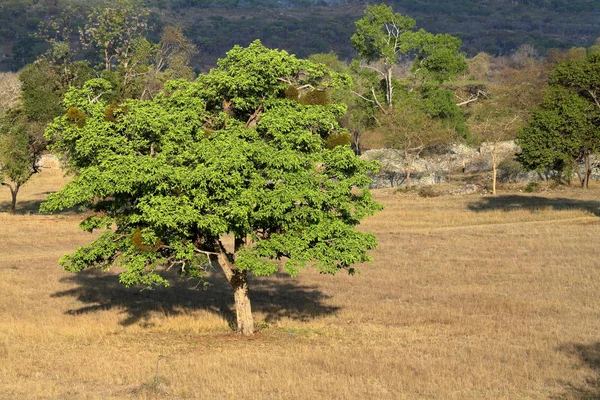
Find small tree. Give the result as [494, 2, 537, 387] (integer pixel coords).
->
[380, 103, 454, 188]
[471, 111, 518, 194]
[468, 51, 547, 194]
[0, 113, 41, 213]
[41, 41, 382, 335]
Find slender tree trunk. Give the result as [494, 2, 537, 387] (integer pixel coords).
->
[10, 187, 17, 213]
[385, 66, 393, 108]
[584, 154, 591, 189]
[105, 47, 110, 71]
[405, 154, 412, 189]
[492, 150, 497, 195]
[215, 240, 255, 336]
[3, 183, 20, 214]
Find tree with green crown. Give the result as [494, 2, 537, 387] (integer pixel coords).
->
[517, 52, 600, 187]
[41, 41, 382, 335]
[351, 4, 466, 110]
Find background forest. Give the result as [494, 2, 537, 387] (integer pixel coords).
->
[1, 0, 599, 72]
[2, 0, 599, 213]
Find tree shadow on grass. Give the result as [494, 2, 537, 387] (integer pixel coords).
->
[467, 195, 600, 217]
[52, 268, 339, 329]
[0, 198, 81, 215]
[554, 342, 600, 399]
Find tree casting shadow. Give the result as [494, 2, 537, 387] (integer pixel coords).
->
[554, 342, 600, 399]
[467, 195, 600, 217]
[52, 268, 339, 329]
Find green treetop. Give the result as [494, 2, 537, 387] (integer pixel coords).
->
[351, 4, 466, 109]
[41, 41, 382, 335]
[517, 52, 600, 187]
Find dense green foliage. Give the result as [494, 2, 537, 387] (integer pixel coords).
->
[41, 42, 381, 331]
[351, 4, 465, 109]
[517, 53, 600, 186]
[0, 110, 44, 212]
[352, 5, 465, 84]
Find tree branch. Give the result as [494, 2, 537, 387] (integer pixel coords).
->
[588, 89, 600, 110]
[245, 102, 263, 129]
[371, 88, 387, 113]
[193, 247, 220, 257]
[360, 63, 386, 77]
[456, 90, 488, 106]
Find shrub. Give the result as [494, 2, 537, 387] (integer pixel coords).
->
[418, 186, 439, 197]
[523, 182, 540, 193]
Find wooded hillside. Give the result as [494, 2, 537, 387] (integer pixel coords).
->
[1, 0, 599, 71]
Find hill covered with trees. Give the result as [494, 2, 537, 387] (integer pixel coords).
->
[1, 0, 599, 71]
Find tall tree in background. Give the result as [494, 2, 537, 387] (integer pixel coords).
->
[41, 41, 381, 335]
[466, 45, 548, 194]
[351, 4, 466, 110]
[79, 0, 150, 72]
[517, 53, 600, 187]
[350, 4, 467, 173]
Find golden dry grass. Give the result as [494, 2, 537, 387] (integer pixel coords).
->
[1, 169, 599, 399]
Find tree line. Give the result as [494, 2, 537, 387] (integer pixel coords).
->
[2, 0, 600, 72]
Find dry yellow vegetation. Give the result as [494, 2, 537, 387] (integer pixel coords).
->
[1, 168, 599, 399]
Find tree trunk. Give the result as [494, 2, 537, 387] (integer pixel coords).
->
[105, 47, 110, 71]
[10, 188, 17, 213]
[492, 151, 497, 195]
[385, 64, 393, 108]
[405, 150, 412, 189]
[584, 153, 591, 189]
[215, 241, 255, 336]
[231, 270, 253, 335]
[6, 183, 19, 214]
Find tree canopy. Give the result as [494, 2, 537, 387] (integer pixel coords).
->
[517, 53, 600, 187]
[351, 4, 466, 108]
[41, 41, 382, 335]
[0, 110, 43, 213]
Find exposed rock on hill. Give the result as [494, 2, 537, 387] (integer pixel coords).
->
[361, 141, 544, 189]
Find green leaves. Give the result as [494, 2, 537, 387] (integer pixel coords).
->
[0, 122, 33, 186]
[517, 53, 600, 180]
[351, 4, 466, 84]
[43, 42, 381, 290]
[351, 5, 416, 65]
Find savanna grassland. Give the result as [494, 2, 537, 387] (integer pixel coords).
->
[1, 168, 599, 399]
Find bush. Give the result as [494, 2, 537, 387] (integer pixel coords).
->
[394, 186, 411, 194]
[523, 182, 540, 193]
[418, 186, 439, 198]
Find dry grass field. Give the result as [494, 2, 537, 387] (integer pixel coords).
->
[1, 168, 600, 399]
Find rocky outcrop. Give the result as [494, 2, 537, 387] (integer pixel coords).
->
[361, 141, 545, 189]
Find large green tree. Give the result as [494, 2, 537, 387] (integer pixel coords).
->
[41, 41, 382, 335]
[517, 53, 600, 187]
